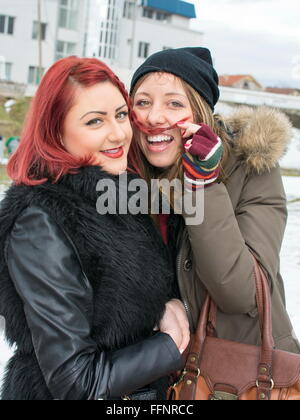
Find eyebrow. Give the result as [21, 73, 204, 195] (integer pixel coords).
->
[80, 104, 127, 120]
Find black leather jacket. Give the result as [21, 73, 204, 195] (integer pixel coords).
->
[6, 207, 183, 400]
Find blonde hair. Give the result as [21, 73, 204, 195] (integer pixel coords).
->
[131, 74, 231, 208]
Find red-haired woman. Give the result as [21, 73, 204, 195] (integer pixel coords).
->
[0, 57, 189, 400]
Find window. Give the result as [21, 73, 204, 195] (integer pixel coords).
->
[7, 16, 15, 34]
[5, 62, 12, 80]
[32, 21, 47, 40]
[123, 1, 135, 19]
[156, 12, 169, 21]
[0, 16, 5, 33]
[138, 42, 150, 59]
[0, 61, 12, 81]
[0, 15, 15, 35]
[55, 40, 76, 61]
[98, 0, 118, 61]
[143, 8, 154, 19]
[58, 0, 78, 30]
[28, 66, 44, 85]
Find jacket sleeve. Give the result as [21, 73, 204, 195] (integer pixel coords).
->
[7, 206, 183, 400]
[183, 164, 287, 315]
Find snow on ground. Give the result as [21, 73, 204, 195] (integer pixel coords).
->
[0, 185, 7, 202]
[0, 328, 14, 387]
[280, 128, 300, 171]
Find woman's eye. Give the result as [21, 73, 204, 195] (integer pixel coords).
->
[85, 118, 102, 126]
[135, 100, 150, 107]
[170, 101, 184, 108]
[116, 111, 129, 120]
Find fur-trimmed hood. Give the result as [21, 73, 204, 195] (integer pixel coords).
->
[223, 106, 293, 174]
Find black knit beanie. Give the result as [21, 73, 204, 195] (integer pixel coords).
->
[130, 47, 220, 111]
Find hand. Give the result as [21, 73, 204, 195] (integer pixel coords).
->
[158, 299, 190, 354]
[177, 121, 203, 148]
[177, 122, 224, 189]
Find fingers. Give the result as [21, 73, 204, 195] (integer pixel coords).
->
[179, 327, 191, 354]
[184, 139, 193, 152]
[176, 310, 190, 353]
[159, 299, 191, 353]
[167, 299, 190, 353]
[177, 122, 202, 139]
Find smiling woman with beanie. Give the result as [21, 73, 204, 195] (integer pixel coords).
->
[130, 47, 300, 354]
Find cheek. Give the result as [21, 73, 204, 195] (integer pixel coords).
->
[126, 124, 133, 144]
[133, 107, 147, 123]
[64, 128, 102, 157]
[174, 133, 183, 150]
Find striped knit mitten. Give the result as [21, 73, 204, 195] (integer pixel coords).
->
[181, 124, 224, 190]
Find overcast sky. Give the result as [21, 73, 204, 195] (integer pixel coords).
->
[190, 0, 300, 89]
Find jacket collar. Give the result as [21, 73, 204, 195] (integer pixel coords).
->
[57, 166, 140, 204]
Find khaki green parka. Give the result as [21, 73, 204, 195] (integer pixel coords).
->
[177, 106, 300, 354]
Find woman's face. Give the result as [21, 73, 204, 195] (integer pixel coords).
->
[133, 73, 194, 169]
[63, 81, 132, 175]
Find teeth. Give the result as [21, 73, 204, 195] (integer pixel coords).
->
[101, 147, 121, 154]
[147, 135, 173, 143]
[105, 149, 118, 154]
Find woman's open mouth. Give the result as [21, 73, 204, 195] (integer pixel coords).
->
[146, 135, 174, 153]
[100, 146, 124, 159]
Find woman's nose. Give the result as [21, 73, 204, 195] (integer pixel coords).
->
[146, 107, 168, 127]
[107, 122, 127, 142]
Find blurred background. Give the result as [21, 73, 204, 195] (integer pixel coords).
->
[0, 0, 299, 381]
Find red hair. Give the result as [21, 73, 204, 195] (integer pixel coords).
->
[7, 56, 143, 185]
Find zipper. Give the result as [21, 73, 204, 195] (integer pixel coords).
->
[176, 228, 192, 324]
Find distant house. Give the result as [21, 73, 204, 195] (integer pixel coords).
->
[219, 75, 263, 91]
[265, 87, 300, 96]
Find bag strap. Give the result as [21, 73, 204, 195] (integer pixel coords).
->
[253, 257, 275, 399]
[180, 254, 275, 400]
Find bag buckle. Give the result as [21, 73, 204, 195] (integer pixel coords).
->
[255, 378, 274, 391]
[171, 368, 201, 388]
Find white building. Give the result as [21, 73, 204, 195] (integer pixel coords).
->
[85, 0, 203, 85]
[86, 0, 202, 66]
[0, 0, 88, 96]
[0, 0, 202, 95]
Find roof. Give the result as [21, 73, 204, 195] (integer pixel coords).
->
[141, 0, 196, 19]
[219, 75, 262, 88]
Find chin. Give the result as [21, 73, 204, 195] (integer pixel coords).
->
[141, 139, 180, 170]
[107, 159, 128, 175]
[146, 155, 177, 169]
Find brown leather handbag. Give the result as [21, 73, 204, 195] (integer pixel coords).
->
[168, 257, 300, 400]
